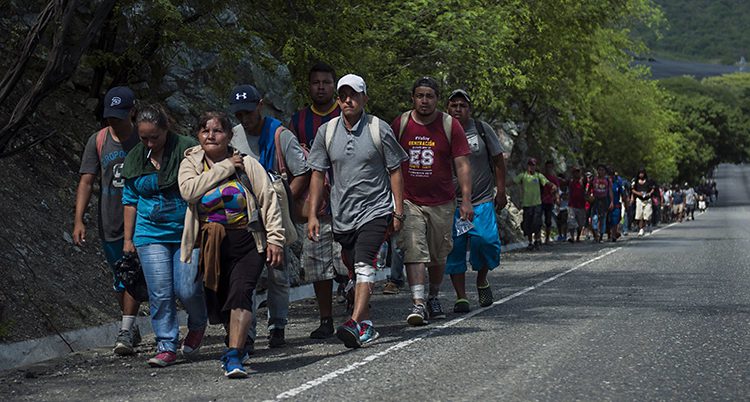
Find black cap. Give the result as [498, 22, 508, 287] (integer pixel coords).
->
[229, 84, 262, 114]
[103, 86, 135, 120]
[448, 89, 471, 104]
[412, 76, 440, 96]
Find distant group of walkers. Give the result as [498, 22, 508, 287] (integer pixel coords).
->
[73, 62, 707, 379]
[503, 162, 715, 251]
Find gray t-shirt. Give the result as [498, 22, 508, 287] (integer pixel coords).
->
[79, 127, 139, 242]
[685, 187, 696, 204]
[231, 123, 309, 177]
[307, 112, 408, 233]
[455, 119, 503, 204]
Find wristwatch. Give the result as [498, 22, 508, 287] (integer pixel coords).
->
[393, 212, 406, 222]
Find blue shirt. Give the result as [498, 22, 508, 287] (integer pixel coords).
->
[122, 173, 187, 247]
[611, 176, 624, 206]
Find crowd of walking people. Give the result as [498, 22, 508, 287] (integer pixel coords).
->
[504, 164, 716, 250]
[72, 63, 714, 379]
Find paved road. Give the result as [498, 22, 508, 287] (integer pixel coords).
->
[2, 165, 749, 401]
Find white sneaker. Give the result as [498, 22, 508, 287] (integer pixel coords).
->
[638, 228, 645, 237]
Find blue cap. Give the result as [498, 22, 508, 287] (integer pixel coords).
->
[229, 84, 262, 114]
[103, 86, 135, 120]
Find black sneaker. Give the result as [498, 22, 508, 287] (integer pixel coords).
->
[310, 317, 335, 339]
[427, 297, 446, 319]
[453, 298, 471, 313]
[113, 329, 135, 356]
[406, 303, 429, 326]
[268, 328, 287, 348]
[478, 283, 494, 307]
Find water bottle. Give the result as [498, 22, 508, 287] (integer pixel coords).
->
[376, 241, 389, 269]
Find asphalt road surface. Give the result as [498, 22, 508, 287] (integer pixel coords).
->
[2, 165, 748, 401]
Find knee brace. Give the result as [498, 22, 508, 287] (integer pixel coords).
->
[354, 262, 376, 283]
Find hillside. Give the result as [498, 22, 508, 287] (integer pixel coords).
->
[642, 0, 750, 64]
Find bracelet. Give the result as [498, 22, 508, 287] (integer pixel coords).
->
[393, 212, 406, 222]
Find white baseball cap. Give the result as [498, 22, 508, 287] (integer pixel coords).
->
[337, 74, 367, 95]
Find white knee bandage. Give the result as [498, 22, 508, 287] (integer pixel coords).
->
[354, 262, 376, 283]
[410, 284, 426, 301]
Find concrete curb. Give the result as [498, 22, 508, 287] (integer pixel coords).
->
[0, 241, 528, 370]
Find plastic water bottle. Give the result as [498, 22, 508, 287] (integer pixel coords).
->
[376, 241, 389, 269]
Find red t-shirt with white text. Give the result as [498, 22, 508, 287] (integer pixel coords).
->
[392, 112, 471, 206]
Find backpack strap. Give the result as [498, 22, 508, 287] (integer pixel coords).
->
[441, 112, 453, 144]
[474, 119, 495, 170]
[367, 114, 383, 159]
[324, 116, 341, 153]
[397, 111, 411, 140]
[273, 125, 287, 179]
[96, 127, 109, 159]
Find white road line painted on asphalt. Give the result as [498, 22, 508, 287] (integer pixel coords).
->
[648, 221, 680, 236]
[274, 247, 622, 400]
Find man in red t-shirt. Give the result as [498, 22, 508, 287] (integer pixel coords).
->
[391, 77, 473, 325]
[567, 167, 587, 242]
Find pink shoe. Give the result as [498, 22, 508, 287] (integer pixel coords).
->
[181, 328, 205, 357]
[147, 351, 177, 367]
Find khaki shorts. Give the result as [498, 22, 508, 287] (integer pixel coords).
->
[672, 203, 684, 215]
[397, 199, 456, 266]
[301, 216, 347, 283]
[635, 198, 652, 221]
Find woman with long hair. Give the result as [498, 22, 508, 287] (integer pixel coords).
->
[122, 104, 207, 367]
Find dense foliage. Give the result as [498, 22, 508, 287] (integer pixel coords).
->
[2, 0, 748, 184]
[637, 0, 750, 64]
[660, 73, 750, 183]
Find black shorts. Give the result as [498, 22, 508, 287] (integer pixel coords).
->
[333, 216, 389, 271]
[205, 229, 265, 324]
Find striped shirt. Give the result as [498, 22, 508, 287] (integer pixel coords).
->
[289, 103, 340, 148]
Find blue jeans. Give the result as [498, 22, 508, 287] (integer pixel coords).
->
[388, 237, 405, 287]
[138, 244, 207, 353]
[248, 252, 290, 341]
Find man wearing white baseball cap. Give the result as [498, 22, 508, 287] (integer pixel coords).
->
[307, 74, 408, 348]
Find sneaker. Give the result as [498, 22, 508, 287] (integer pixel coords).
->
[310, 317, 335, 339]
[383, 281, 400, 295]
[533, 240, 541, 250]
[638, 228, 645, 237]
[478, 283, 494, 307]
[453, 298, 471, 313]
[526, 243, 534, 251]
[336, 319, 362, 348]
[268, 328, 287, 348]
[113, 329, 136, 356]
[147, 351, 177, 368]
[358, 322, 380, 346]
[406, 303, 429, 326]
[427, 297, 446, 319]
[224, 334, 254, 364]
[221, 348, 248, 379]
[181, 327, 205, 357]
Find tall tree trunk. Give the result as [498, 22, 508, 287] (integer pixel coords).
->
[0, 0, 57, 107]
[0, 0, 117, 156]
